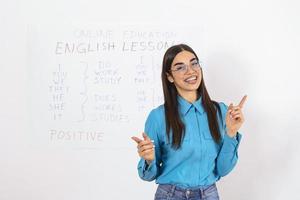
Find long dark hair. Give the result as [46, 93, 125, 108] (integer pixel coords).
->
[161, 44, 222, 149]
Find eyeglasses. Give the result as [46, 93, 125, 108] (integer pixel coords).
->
[169, 60, 202, 74]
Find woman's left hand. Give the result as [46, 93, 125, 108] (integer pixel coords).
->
[226, 95, 247, 137]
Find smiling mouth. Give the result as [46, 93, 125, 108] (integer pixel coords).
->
[184, 76, 197, 82]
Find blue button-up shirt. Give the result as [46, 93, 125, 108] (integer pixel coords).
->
[137, 95, 242, 188]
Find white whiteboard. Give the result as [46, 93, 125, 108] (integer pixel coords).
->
[27, 23, 205, 149]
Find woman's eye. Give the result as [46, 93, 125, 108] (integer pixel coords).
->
[176, 66, 185, 71]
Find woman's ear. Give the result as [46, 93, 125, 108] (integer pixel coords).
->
[166, 72, 174, 83]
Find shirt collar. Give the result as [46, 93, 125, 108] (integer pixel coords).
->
[177, 95, 205, 116]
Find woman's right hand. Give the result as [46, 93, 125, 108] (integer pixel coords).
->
[131, 132, 155, 164]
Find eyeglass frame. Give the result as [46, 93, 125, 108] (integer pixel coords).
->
[168, 59, 202, 74]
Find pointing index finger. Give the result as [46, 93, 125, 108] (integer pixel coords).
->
[238, 95, 247, 108]
[131, 136, 142, 144]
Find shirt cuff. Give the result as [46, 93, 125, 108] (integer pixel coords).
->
[222, 132, 242, 152]
[139, 158, 156, 172]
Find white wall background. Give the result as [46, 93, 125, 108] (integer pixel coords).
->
[1, 0, 300, 199]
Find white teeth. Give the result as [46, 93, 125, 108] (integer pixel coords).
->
[185, 76, 197, 81]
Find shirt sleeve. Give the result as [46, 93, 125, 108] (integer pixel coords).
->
[216, 102, 242, 177]
[137, 109, 162, 181]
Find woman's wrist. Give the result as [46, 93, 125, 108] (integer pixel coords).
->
[227, 128, 237, 137]
[146, 160, 153, 165]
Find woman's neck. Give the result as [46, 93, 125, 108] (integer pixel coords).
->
[179, 92, 198, 103]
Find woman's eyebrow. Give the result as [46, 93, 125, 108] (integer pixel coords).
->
[173, 58, 197, 66]
[173, 62, 184, 66]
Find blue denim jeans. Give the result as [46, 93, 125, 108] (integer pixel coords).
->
[154, 183, 219, 200]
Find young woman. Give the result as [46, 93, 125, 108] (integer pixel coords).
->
[132, 44, 247, 200]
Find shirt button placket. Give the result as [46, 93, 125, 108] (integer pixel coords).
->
[194, 106, 202, 185]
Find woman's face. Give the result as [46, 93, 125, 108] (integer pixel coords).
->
[167, 50, 202, 99]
